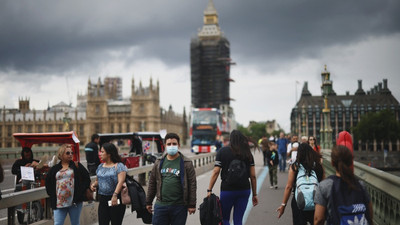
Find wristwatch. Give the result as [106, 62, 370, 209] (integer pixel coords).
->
[207, 189, 212, 192]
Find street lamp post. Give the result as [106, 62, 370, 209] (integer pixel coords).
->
[320, 65, 333, 149]
[63, 111, 72, 132]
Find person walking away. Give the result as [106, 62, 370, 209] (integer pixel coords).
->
[308, 136, 320, 155]
[314, 145, 373, 225]
[287, 135, 300, 165]
[146, 133, 197, 225]
[266, 141, 279, 189]
[45, 144, 91, 225]
[260, 139, 270, 166]
[207, 130, 258, 225]
[90, 143, 127, 225]
[85, 134, 101, 176]
[314, 134, 373, 225]
[277, 143, 324, 225]
[276, 132, 289, 172]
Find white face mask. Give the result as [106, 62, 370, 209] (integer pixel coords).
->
[166, 146, 178, 156]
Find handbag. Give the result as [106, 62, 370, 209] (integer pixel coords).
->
[74, 161, 96, 201]
[84, 188, 96, 201]
[121, 183, 131, 205]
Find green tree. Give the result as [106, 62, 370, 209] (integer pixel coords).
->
[352, 109, 400, 143]
[237, 124, 251, 137]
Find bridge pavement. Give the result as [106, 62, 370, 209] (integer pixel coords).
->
[118, 150, 293, 225]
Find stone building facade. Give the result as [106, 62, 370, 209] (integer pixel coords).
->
[0, 77, 187, 148]
[290, 67, 400, 151]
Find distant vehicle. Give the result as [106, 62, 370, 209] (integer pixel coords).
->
[190, 108, 232, 153]
[98, 132, 165, 167]
[13, 131, 80, 224]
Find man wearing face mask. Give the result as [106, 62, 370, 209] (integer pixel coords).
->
[146, 133, 197, 225]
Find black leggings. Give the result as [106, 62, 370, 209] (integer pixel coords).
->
[291, 196, 314, 225]
[98, 194, 126, 225]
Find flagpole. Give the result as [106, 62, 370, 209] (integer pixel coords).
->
[295, 81, 298, 105]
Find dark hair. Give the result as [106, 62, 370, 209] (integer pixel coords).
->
[229, 130, 252, 161]
[260, 139, 270, 151]
[164, 133, 180, 145]
[91, 134, 99, 142]
[292, 143, 323, 178]
[331, 145, 357, 190]
[102, 143, 122, 163]
[21, 147, 33, 160]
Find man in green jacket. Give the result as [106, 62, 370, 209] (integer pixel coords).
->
[146, 133, 197, 225]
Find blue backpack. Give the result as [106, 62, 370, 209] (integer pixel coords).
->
[328, 175, 371, 225]
[295, 164, 318, 211]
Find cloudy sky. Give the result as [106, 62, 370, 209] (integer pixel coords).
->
[1, 0, 399, 132]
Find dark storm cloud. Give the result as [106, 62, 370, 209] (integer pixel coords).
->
[0, 0, 399, 76]
[216, 0, 400, 69]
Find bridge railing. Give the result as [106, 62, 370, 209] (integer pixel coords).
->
[0, 152, 216, 225]
[322, 149, 400, 225]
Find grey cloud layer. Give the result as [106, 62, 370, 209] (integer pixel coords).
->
[0, 0, 399, 76]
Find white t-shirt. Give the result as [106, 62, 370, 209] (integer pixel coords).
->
[287, 142, 299, 163]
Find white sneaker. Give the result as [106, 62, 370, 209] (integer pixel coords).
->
[270, 186, 274, 189]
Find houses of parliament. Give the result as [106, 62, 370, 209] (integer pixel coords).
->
[0, 77, 188, 148]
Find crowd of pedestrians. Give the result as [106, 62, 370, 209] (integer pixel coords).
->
[6, 130, 373, 225]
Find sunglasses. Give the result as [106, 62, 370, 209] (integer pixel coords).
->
[66, 151, 74, 155]
[309, 138, 315, 141]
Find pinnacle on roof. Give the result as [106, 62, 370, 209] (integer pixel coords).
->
[204, 0, 217, 15]
[301, 82, 312, 97]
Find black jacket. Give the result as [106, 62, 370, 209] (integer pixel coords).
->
[12, 158, 39, 184]
[45, 161, 90, 209]
[84, 142, 100, 166]
[126, 175, 152, 224]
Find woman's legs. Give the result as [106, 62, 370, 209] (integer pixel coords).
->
[110, 203, 126, 225]
[68, 202, 83, 225]
[220, 189, 251, 225]
[53, 207, 68, 225]
[220, 191, 235, 225]
[98, 196, 111, 225]
[232, 189, 250, 225]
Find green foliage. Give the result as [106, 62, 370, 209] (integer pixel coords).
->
[248, 123, 267, 141]
[352, 109, 400, 143]
[237, 124, 251, 137]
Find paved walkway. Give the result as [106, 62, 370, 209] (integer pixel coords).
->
[118, 150, 293, 225]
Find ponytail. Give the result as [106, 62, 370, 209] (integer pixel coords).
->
[331, 145, 358, 190]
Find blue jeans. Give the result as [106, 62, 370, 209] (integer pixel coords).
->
[53, 202, 83, 225]
[279, 153, 287, 171]
[153, 204, 188, 225]
[220, 189, 250, 225]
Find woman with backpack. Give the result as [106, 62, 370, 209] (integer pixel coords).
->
[207, 130, 258, 225]
[314, 145, 373, 225]
[277, 143, 324, 225]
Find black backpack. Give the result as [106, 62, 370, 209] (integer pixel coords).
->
[225, 159, 247, 185]
[328, 175, 371, 225]
[199, 193, 223, 225]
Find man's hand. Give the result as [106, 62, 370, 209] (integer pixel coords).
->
[188, 207, 196, 215]
[146, 205, 153, 214]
